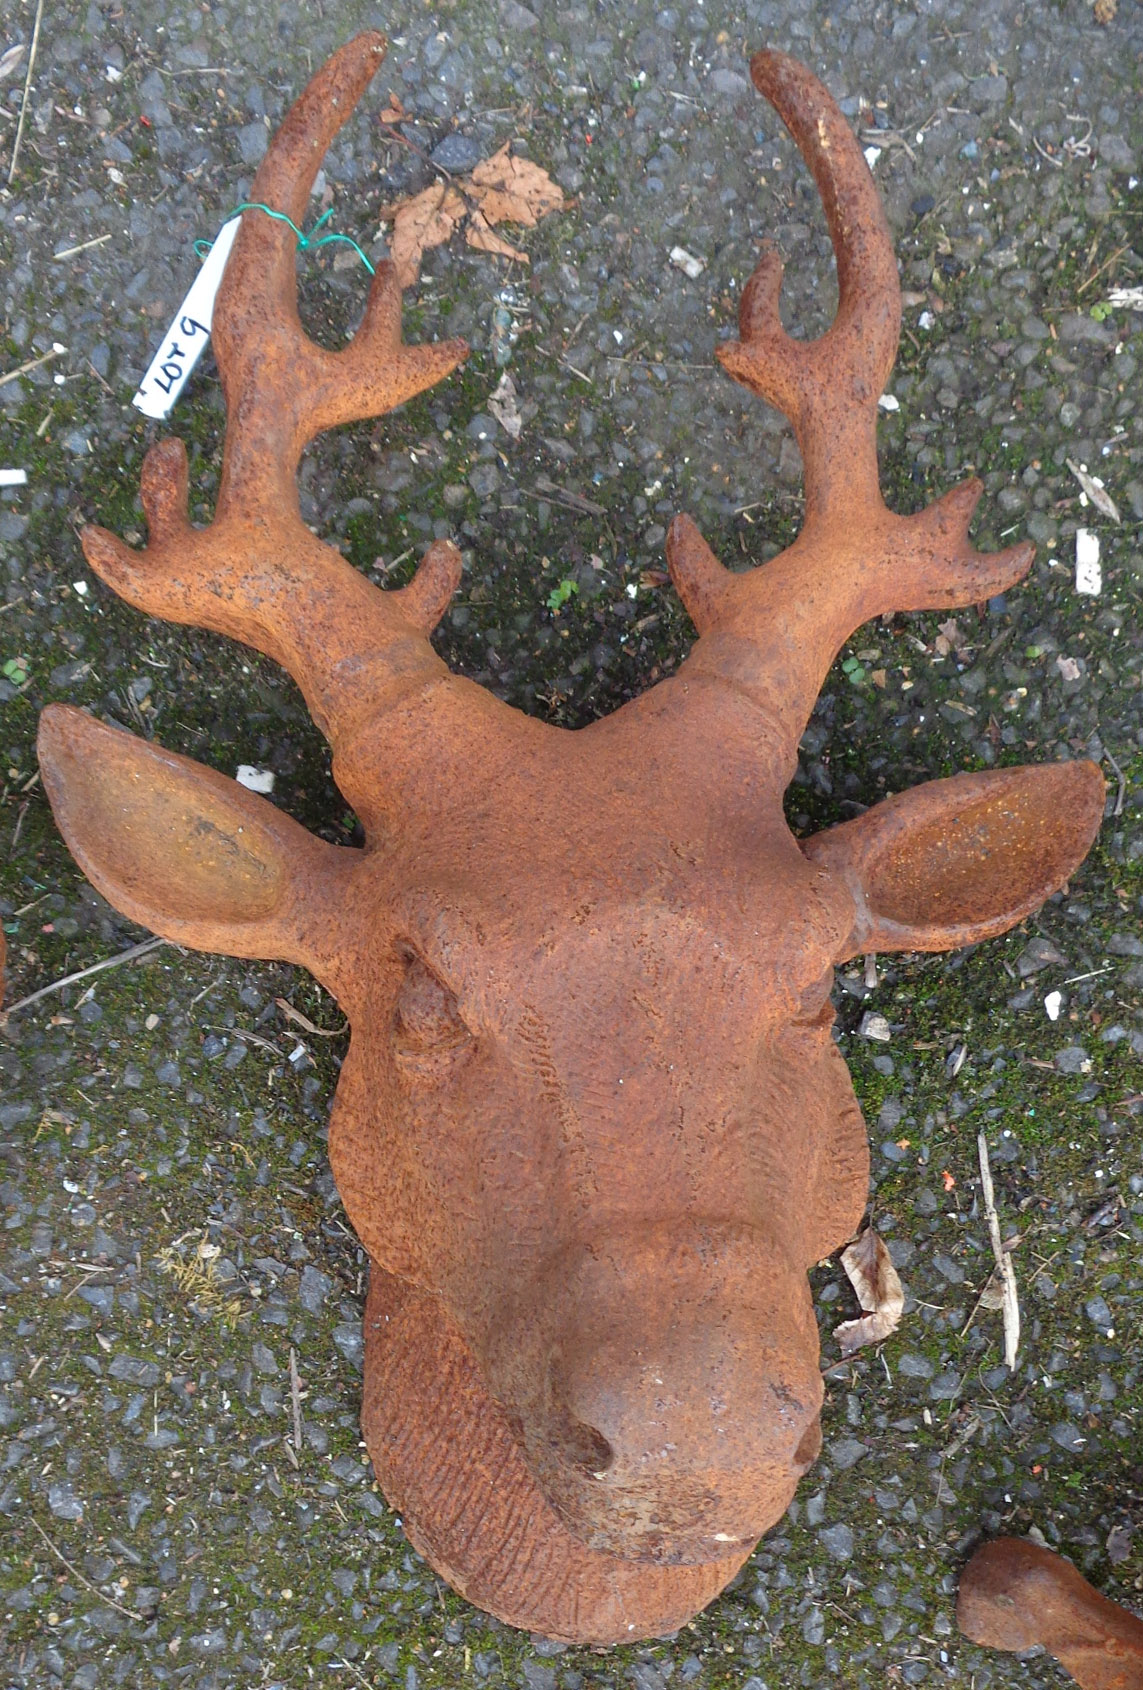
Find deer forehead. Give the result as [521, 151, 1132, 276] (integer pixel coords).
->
[383, 852, 854, 1009]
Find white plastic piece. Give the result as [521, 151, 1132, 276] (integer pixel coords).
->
[0, 469, 27, 487]
[133, 216, 240, 420]
[669, 245, 705, 279]
[235, 764, 275, 794]
[1044, 990, 1063, 1021]
[1075, 527, 1102, 596]
[863, 145, 882, 169]
[877, 393, 900, 412]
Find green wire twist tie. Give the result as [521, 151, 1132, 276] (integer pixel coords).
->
[194, 202, 376, 275]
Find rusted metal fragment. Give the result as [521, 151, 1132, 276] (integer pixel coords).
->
[959, 1538, 1143, 1688]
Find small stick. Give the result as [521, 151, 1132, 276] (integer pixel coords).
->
[1, 936, 170, 1018]
[977, 1131, 1020, 1369]
[6, 0, 45, 187]
[52, 233, 113, 261]
[28, 1517, 144, 1621]
[1102, 743, 1127, 818]
[276, 996, 348, 1038]
[0, 345, 66, 389]
[289, 1347, 303, 1451]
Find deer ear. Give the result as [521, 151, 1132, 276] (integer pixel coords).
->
[38, 705, 355, 981]
[803, 762, 1105, 959]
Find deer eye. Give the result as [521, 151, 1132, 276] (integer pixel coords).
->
[394, 955, 472, 1067]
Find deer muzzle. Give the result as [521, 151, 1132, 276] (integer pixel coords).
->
[499, 1221, 823, 1564]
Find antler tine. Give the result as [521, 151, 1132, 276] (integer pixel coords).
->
[717, 51, 900, 522]
[79, 34, 476, 814]
[213, 32, 467, 494]
[668, 49, 1034, 775]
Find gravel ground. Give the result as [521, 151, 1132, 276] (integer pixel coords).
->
[2, 0, 1143, 1686]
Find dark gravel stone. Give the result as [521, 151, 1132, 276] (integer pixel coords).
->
[431, 134, 484, 172]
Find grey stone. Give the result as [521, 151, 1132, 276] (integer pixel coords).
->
[431, 134, 484, 172]
[818, 1522, 854, 1560]
[1085, 1295, 1114, 1330]
[48, 1479, 84, 1520]
[108, 1355, 161, 1387]
[299, 1265, 333, 1314]
[236, 120, 268, 166]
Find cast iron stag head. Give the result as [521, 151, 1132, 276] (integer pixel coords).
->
[38, 35, 1104, 1644]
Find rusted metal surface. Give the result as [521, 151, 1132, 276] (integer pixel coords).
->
[37, 36, 1105, 1644]
[959, 1538, 1143, 1688]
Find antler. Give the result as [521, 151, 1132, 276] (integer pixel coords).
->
[81, 35, 468, 778]
[668, 51, 1033, 771]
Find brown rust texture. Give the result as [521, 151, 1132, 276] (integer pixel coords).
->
[958, 1539, 1143, 1689]
[35, 35, 1106, 1644]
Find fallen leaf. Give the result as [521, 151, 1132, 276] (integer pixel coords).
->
[379, 181, 466, 287]
[1092, 0, 1116, 21]
[467, 143, 565, 227]
[487, 370, 523, 439]
[465, 207, 528, 266]
[1066, 457, 1121, 524]
[378, 90, 407, 124]
[1055, 653, 1082, 682]
[942, 1168, 956, 1191]
[0, 43, 26, 80]
[833, 1228, 905, 1357]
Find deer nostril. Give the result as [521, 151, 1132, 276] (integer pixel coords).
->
[556, 1413, 615, 1478]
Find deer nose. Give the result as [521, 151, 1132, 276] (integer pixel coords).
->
[553, 1319, 822, 1483]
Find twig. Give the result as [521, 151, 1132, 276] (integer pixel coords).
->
[52, 233, 113, 261]
[289, 1347, 303, 1452]
[943, 1413, 981, 1460]
[1031, 135, 1064, 170]
[0, 345, 66, 389]
[977, 1132, 1020, 1370]
[1102, 743, 1127, 818]
[378, 121, 456, 183]
[327, 1657, 372, 1688]
[276, 996, 347, 1038]
[6, 0, 44, 187]
[1077, 244, 1129, 298]
[1, 936, 170, 1018]
[28, 1516, 144, 1621]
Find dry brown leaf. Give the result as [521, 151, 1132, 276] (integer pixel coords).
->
[833, 1227, 905, 1357]
[380, 144, 563, 286]
[465, 207, 528, 265]
[378, 91, 407, 124]
[1093, 0, 1117, 22]
[467, 143, 565, 227]
[379, 182, 466, 287]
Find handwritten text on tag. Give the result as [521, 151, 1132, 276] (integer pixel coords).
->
[133, 216, 240, 420]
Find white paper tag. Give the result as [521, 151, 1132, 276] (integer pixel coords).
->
[132, 216, 240, 420]
[1075, 526, 1101, 596]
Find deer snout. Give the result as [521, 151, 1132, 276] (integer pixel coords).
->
[522, 1224, 824, 1565]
